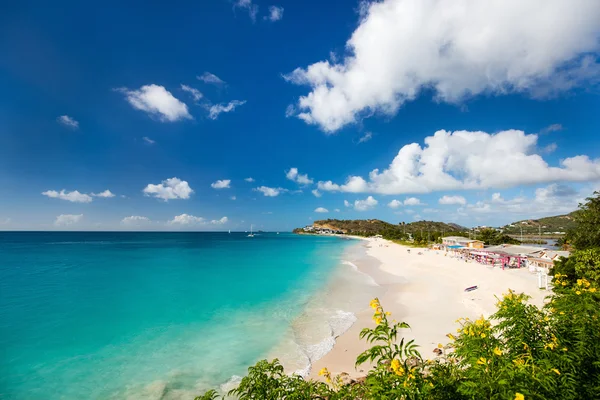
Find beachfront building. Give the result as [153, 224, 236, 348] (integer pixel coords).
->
[442, 236, 485, 249]
[527, 250, 570, 273]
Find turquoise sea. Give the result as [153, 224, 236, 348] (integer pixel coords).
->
[0, 232, 379, 399]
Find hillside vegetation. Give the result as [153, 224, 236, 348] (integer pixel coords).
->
[502, 212, 578, 235]
[310, 219, 466, 235]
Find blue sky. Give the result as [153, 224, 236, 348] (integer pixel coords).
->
[1, 0, 600, 231]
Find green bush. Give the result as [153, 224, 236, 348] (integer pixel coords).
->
[196, 282, 600, 399]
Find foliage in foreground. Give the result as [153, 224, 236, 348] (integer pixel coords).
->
[196, 283, 600, 399]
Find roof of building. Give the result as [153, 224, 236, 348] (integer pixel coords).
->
[544, 250, 570, 259]
[443, 236, 483, 243]
[484, 244, 546, 256]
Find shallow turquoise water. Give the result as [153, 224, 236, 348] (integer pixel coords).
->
[0, 232, 353, 399]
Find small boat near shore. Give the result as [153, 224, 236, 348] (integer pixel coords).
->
[464, 285, 478, 292]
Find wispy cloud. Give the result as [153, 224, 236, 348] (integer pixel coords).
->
[244, 177, 255, 182]
[57, 115, 79, 129]
[207, 100, 246, 119]
[92, 190, 115, 198]
[197, 72, 225, 86]
[180, 84, 203, 101]
[234, 0, 259, 22]
[254, 186, 287, 197]
[143, 136, 155, 145]
[357, 131, 373, 144]
[55, 214, 83, 226]
[540, 123, 563, 134]
[265, 5, 284, 21]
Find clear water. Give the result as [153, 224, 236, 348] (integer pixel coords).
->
[0, 232, 356, 399]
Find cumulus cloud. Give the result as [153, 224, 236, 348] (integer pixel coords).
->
[143, 177, 193, 201]
[334, 208, 341, 212]
[285, 0, 600, 132]
[254, 186, 286, 197]
[169, 214, 204, 225]
[54, 214, 83, 226]
[312, 189, 322, 198]
[234, 0, 259, 22]
[317, 129, 600, 194]
[42, 190, 92, 203]
[143, 136, 155, 145]
[92, 190, 115, 198]
[57, 115, 79, 129]
[286, 168, 314, 185]
[245, 177, 255, 182]
[266, 5, 284, 21]
[388, 199, 402, 209]
[211, 216, 229, 225]
[354, 196, 378, 211]
[207, 100, 246, 120]
[197, 72, 226, 86]
[439, 195, 466, 205]
[121, 216, 151, 225]
[357, 131, 373, 144]
[118, 84, 192, 122]
[211, 179, 231, 189]
[181, 84, 203, 101]
[403, 197, 422, 206]
[314, 207, 329, 213]
[344, 200, 351, 207]
[466, 184, 581, 217]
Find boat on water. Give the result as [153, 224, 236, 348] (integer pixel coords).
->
[247, 225, 254, 237]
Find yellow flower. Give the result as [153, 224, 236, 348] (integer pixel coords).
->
[438, 343, 443, 349]
[457, 328, 461, 333]
[447, 333, 456, 341]
[374, 316, 382, 325]
[493, 347, 502, 356]
[562, 347, 568, 352]
[590, 288, 597, 293]
[318, 367, 329, 376]
[560, 311, 565, 315]
[369, 298, 380, 310]
[576, 291, 581, 295]
[325, 377, 331, 384]
[480, 333, 486, 338]
[577, 279, 583, 286]
[463, 328, 468, 334]
[476, 357, 487, 365]
[562, 282, 567, 286]
[390, 358, 405, 376]
[544, 316, 550, 322]
[385, 311, 392, 316]
[515, 393, 525, 400]
[429, 382, 434, 387]
[552, 368, 560, 375]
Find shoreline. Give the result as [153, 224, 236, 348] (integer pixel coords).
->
[308, 237, 549, 380]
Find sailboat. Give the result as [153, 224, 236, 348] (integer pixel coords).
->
[247, 225, 254, 237]
[228, 229, 231, 234]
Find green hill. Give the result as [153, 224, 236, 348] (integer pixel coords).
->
[502, 212, 578, 235]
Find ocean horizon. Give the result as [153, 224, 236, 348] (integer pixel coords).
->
[0, 231, 378, 399]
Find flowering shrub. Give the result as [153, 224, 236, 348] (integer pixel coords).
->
[196, 280, 600, 400]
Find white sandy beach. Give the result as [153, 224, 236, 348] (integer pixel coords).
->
[309, 237, 549, 380]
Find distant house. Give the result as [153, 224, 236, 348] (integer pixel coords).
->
[442, 236, 485, 249]
[527, 250, 570, 272]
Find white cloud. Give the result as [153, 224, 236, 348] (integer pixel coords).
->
[334, 208, 341, 212]
[357, 131, 373, 144]
[118, 84, 192, 122]
[42, 190, 92, 203]
[266, 5, 284, 21]
[234, 0, 258, 22]
[541, 143, 558, 154]
[388, 199, 402, 209]
[54, 214, 83, 226]
[245, 177, 255, 182]
[423, 208, 440, 213]
[403, 197, 422, 206]
[143, 136, 155, 145]
[344, 200, 351, 207]
[286, 168, 314, 185]
[230, 196, 237, 200]
[92, 190, 115, 198]
[254, 186, 286, 197]
[121, 216, 151, 225]
[143, 177, 193, 201]
[57, 115, 79, 129]
[317, 129, 600, 194]
[314, 207, 329, 213]
[285, 0, 600, 132]
[207, 100, 246, 120]
[211, 179, 231, 189]
[169, 214, 204, 225]
[197, 72, 226, 86]
[181, 84, 203, 101]
[540, 124, 563, 134]
[312, 189, 322, 198]
[466, 184, 580, 217]
[211, 216, 229, 225]
[439, 195, 466, 205]
[354, 196, 378, 211]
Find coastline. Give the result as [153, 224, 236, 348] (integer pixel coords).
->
[308, 237, 549, 380]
